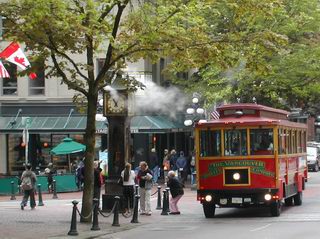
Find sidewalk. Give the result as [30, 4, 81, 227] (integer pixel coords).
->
[0, 184, 197, 239]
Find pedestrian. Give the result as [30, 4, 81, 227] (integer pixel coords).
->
[169, 149, 178, 171]
[162, 149, 170, 182]
[176, 151, 188, 186]
[93, 160, 103, 207]
[189, 150, 196, 185]
[75, 160, 84, 190]
[121, 163, 136, 213]
[149, 148, 159, 185]
[137, 161, 153, 215]
[167, 170, 184, 215]
[20, 164, 37, 210]
[44, 166, 54, 193]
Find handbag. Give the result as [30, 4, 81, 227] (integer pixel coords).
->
[117, 177, 123, 185]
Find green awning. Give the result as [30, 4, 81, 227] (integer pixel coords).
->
[0, 116, 107, 133]
[130, 115, 186, 133]
[0, 115, 186, 134]
[51, 137, 86, 155]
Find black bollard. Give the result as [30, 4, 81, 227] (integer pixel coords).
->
[134, 184, 139, 195]
[37, 184, 44, 206]
[52, 180, 58, 199]
[131, 194, 140, 223]
[156, 186, 162, 210]
[91, 198, 100, 231]
[10, 181, 16, 200]
[68, 200, 79, 236]
[165, 187, 170, 212]
[161, 190, 168, 215]
[112, 196, 120, 227]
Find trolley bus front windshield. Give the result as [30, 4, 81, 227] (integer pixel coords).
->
[199, 128, 274, 157]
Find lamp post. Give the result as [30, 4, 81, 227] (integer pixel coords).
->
[184, 93, 206, 127]
[184, 93, 206, 190]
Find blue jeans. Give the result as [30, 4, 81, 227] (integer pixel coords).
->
[152, 166, 159, 183]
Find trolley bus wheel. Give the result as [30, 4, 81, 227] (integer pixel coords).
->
[293, 192, 302, 206]
[203, 203, 216, 218]
[270, 201, 281, 217]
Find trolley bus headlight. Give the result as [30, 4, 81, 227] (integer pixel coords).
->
[205, 195, 212, 202]
[233, 173, 241, 180]
[264, 194, 272, 201]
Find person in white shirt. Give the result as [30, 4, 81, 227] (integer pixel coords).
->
[121, 163, 136, 213]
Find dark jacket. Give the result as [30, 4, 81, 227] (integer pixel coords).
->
[137, 168, 153, 188]
[94, 167, 102, 188]
[167, 177, 184, 198]
[149, 152, 159, 169]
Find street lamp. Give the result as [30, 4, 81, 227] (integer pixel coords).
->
[184, 93, 206, 127]
[184, 93, 206, 190]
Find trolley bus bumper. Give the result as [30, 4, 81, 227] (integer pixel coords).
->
[197, 189, 279, 207]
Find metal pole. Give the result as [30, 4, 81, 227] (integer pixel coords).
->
[91, 198, 100, 231]
[68, 200, 79, 236]
[37, 184, 44, 206]
[10, 181, 16, 200]
[131, 194, 140, 223]
[165, 187, 170, 212]
[112, 196, 120, 227]
[52, 180, 58, 199]
[156, 185, 162, 210]
[161, 190, 168, 215]
[25, 128, 28, 165]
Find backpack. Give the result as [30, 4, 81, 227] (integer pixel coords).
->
[21, 176, 33, 190]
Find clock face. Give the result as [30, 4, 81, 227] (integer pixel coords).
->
[107, 94, 126, 114]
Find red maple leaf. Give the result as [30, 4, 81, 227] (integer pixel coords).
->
[14, 56, 26, 67]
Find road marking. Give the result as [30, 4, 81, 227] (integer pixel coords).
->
[250, 223, 272, 232]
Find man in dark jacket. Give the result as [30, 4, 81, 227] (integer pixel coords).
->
[20, 164, 37, 210]
[149, 148, 159, 184]
[93, 160, 103, 207]
[167, 170, 184, 214]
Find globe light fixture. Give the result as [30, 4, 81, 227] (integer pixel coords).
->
[184, 119, 193, 126]
[196, 108, 204, 114]
[192, 97, 199, 104]
[186, 108, 195, 114]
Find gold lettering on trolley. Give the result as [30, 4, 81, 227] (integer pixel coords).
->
[202, 160, 275, 178]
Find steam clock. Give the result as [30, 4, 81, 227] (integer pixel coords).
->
[102, 84, 131, 210]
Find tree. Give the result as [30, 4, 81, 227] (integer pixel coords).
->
[170, 0, 320, 115]
[0, 0, 293, 220]
[0, 0, 222, 221]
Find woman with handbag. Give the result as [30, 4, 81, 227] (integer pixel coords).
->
[137, 161, 153, 215]
[120, 163, 136, 213]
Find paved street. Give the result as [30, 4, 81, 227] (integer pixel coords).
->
[1, 173, 320, 239]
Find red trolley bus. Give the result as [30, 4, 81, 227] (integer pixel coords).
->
[195, 103, 307, 217]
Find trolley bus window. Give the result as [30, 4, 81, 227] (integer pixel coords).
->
[250, 128, 274, 155]
[199, 129, 221, 157]
[224, 129, 247, 156]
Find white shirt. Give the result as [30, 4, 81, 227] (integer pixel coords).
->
[121, 170, 136, 186]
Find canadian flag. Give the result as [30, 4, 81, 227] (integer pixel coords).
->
[0, 42, 37, 79]
[0, 42, 31, 70]
[0, 60, 10, 78]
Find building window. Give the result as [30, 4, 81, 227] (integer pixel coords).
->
[2, 62, 17, 95]
[29, 61, 45, 95]
[0, 16, 8, 39]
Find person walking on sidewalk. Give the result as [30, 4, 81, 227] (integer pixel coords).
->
[167, 170, 184, 215]
[93, 160, 103, 207]
[121, 163, 136, 213]
[176, 151, 188, 186]
[149, 148, 159, 185]
[20, 164, 37, 210]
[137, 161, 153, 215]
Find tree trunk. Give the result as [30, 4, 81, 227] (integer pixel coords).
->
[80, 92, 98, 222]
